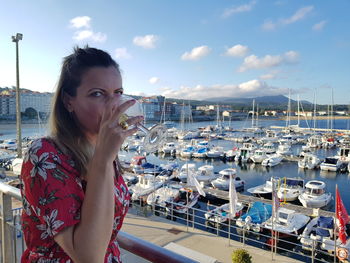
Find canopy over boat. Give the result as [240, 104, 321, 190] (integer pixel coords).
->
[241, 201, 272, 224]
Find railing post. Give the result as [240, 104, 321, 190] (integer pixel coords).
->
[228, 219, 231, 246]
[311, 239, 315, 263]
[192, 209, 195, 229]
[0, 192, 14, 263]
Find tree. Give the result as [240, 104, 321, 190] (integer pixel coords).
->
[231, 249, 252, 263]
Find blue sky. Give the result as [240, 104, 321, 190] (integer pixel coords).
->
[1, 0, 349, 104]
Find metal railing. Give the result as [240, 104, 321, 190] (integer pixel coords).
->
[134, 198, 345, 263]
[0, 182, 197, 263]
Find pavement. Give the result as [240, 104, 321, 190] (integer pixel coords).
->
[120, 207, 304, 263]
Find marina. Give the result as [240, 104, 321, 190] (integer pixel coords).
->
[1, 118, 350, 262]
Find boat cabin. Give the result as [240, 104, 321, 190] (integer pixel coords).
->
[131, 156, 147, 167]
[304, 181, 326, 196]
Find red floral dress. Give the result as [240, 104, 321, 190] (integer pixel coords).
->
[20, 138, 130, 263]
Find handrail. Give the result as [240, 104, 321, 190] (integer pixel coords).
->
[0, 181, 198, 263]
[117, 231, 198, 263]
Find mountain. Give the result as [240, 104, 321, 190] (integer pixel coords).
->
[206, 95, 312, 105]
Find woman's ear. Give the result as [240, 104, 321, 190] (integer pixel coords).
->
[62, 92, 74, 113]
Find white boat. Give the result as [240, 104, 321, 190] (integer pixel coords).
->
[277, 177, 304, 202]
[0, 139, 17, 150]
[177, 163, 196, 183]
[192, 147, 209, 158]
[129, 174, 165, 201]
[211, 168, 244, 190]
[146, 185, 181, 207]
[320, 156, 342, 172]
[262, 142, 276, 154]
[194, 165, 217, 184]
[261, 154, 283, 167]
[166, 188, 200, 214]
[306, 134, 323, 148]
[206, 146, 225, 158]
[161, 142, 177, 154]
[247, 178, 273, 198]
[299, 216, 334, 252]
[262, 207, 310, 237]
[298, 180, 332, 208]
[250, 149, 268, 164]
[234, 143, 255, 162]
[204, 202, 245, 224]
[276, 142, 292, 156]
[337, 144, 350, 163]
[298, 153, 321, 169]
[225, 147, 239, 160]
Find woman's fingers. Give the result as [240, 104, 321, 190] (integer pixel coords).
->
[110, 99, 136, 125]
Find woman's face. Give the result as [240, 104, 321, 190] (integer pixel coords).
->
[66, 66, 123, 142]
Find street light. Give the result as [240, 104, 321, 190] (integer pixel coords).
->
[12, 33, 23, 158]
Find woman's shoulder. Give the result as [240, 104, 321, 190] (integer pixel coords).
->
[27, 136, 63, 156]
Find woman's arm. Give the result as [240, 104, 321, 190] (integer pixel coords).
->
[54, 99, 140, 263]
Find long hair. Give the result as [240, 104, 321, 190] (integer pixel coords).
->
[49, 46, 121, 176]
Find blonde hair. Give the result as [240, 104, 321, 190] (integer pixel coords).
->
[49, 46, 121, 176]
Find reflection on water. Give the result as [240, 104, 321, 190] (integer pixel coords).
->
[319, 170, 337, 179]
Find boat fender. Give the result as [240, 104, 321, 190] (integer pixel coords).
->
[336, 247, 349, 261]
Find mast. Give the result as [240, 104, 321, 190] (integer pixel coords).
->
[297, 94, 300, 127]
[252, 99, 255, 128]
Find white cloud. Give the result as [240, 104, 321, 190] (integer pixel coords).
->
[222, 1, 256, 18]
[238, 51, 299, 72]
[181, 46, 211, 61]
[73, 30, 107, 43]
[282, 6, 314, 25]
[133, 35, 159, 49]
[262, 6, 314, 31]
[149, 77, 160, 84]
[70, 16, 107, 43]
[128, 91, 148, 97]
[225, 45, 250, 57]
[312, 20, 327, 31]
[161, 79, 288, 100]
[260, 73, 275, 80]
[115, 48, 132, 59]
[70, 16, 91, 29]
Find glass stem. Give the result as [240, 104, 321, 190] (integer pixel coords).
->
[137, 123, 149, 134]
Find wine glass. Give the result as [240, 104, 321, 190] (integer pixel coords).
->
[118, 94, 167, 153]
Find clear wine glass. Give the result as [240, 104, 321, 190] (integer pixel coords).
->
[117, 94, 167, 153]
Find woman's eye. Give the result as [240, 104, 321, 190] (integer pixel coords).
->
[91, 91, 103, 97]
[115, 90, 124, 95]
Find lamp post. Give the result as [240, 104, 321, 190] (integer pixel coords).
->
[12, 33, 23, 158]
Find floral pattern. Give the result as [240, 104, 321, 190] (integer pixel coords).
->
[20, 138, 130, 263]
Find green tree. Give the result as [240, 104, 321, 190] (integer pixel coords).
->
[231, 249, 252, 263]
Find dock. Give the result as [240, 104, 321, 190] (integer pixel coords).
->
[204, 188, 335, 218]
[270, 125, 350, 133]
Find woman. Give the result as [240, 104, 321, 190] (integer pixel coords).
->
[20, 47, 143, 262]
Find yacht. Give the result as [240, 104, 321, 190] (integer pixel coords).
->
[234, 143, 255, 163]
[298, 180, 332, 208]
[205, 202, 245, 224]
[166, 188, 200, 214]
[192, 147, 209, 158]
[247, 178, 273, 199]
[146, 185, 181, 207]
[236, 201, 272, 233]
[211, 168, 244, 190]
[299, 216, 334, 252]
[129, 174, 165, 201]
[261, 154, 283, 167]
[298, 153, 321, 170]
[276, 142, 292, 156]
[277, 178, 304, 202]
[206, 146, 225, 158]
[194, 165, 217, 184]
[177, 163, 196, 183]
[160, 142, 177, 154]
[250, 149, 268, 164]
[262, 142, 276, 154]
[224, 147, 239, 161]
[320, 156, 343, 172]
[262, 207, 310, 239]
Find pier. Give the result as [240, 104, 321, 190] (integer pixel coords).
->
[270, 125, 350, 134]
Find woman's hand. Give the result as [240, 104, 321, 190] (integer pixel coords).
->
[95, 99, 143, 162]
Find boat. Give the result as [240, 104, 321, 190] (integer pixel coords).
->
[320, 156, 343, 172]
[122, 172, 138, 186]
[166, 188, 200, 214]
[129, 174, 165, 201]
[277, 177, 304, 202]
[234, 143, 255, 163]
[298, 180, 332, 208]
[146, 185, 181, 207]
[276, 142, 292, 156]
[194, 165, 217, 184]
[206, 146, 225, 159]
[262, 142, 276, 154]
[250, 149, 268, 164]
[204, 202, 245, 224]
[236, 201, 272, 233]
[247, 178, 274, 199]
[160, 142, 177, 154]
[179, 145, 197, 158]
[210, 168, 244, 190]
[299, 216, 334, 252]
[177, 163, 196, 183]
[261, 154, 283, 167]
[262, 207, 310, 238]
[224, 147, 239, 160]
[298, 153, 321, 170]
[192, 147, 209, 158]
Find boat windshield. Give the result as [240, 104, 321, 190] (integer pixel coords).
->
[305, 187, 324, 195]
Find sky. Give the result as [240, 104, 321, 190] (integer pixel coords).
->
[0, 0, 349, 105]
